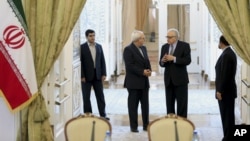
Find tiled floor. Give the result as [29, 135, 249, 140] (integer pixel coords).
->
[91, 72, 241, 141]
[87, 73, 236, 141]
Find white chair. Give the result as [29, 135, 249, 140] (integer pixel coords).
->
[64, 113, 112, 141]
[148, 113, 195, 141]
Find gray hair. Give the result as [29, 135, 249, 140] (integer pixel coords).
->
[131, 30, 144, 42]
[167, 28, 180, 38]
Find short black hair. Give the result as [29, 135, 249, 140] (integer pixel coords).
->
[85, 29, 95, 37]
[220, 35, 230, 46]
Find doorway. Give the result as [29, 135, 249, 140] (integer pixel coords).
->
[158, 0, 201, 74]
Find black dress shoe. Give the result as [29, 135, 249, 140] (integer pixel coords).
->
[143, 128, 147, 131]
[101, 116, 110, 120]
[131, 129, 139, 133]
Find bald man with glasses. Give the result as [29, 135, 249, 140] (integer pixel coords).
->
[159, 28, 191, 118]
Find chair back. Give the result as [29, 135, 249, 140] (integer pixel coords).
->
[64, 113, 112, 141]
[148, 114, 195, 141]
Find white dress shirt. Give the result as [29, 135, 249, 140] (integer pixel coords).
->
[88, 42, 96, 68]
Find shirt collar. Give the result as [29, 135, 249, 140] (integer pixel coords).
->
[170, 40, 178, 48]
[222, 46, 230, 52]
[88, 42, 96, 47]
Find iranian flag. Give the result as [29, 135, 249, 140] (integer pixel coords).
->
[0, 0, 38, 111]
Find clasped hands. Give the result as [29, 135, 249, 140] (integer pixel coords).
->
[143, 69, 152, 77]
[161, 53, 174, 63]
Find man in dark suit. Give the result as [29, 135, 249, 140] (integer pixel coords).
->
[80, 29, 109, 120]
[123, 30, 152, 132]
[159, 28, 191, 118]
[215, 35, 237, 141]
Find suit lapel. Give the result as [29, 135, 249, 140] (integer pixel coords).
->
[141, 46, 150, 61]
[141, 47, 146, 58]
[84, 43, 95, 64]
[95, 44, 99, 63]
[141, 47, 151, 69]
[85, 43, 92, 56]
[131, 44, 145, 60]
[173, 42, 181, 55]
[166, 44, 170, 54]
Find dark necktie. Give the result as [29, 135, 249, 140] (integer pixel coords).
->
[139, 47, 144, 58]
[169, 45, 174, 55]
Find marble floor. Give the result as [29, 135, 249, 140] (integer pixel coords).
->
[89, 72, 241, 141]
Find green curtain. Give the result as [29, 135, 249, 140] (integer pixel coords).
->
[17, 0, 86, 141]
[204, 0, 250, 65]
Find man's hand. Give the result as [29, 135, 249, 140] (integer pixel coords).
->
[161, 53, 175, 62]
[143, 69, 152, 77]
[161, 53, 168, 63]
[216, 92, 222, 100]
[102, 76, 106, 82]
[165, 54, 175, 61]
[81, 77, 86, 83]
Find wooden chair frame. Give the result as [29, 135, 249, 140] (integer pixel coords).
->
[147, 113, 195, 141]
[64, 113, 112, 141]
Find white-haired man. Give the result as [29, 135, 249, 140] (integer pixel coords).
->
[159, 28, 191, 118]
[123, 30, 152, 132]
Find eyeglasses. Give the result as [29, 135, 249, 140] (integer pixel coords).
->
[166, 36, 176, 39]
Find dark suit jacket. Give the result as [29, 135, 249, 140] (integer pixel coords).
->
[159, 41, 191, 86]
[215, 47, 237, 99]
[80, 42, 106, 81]
[123, 43, 151, 89]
